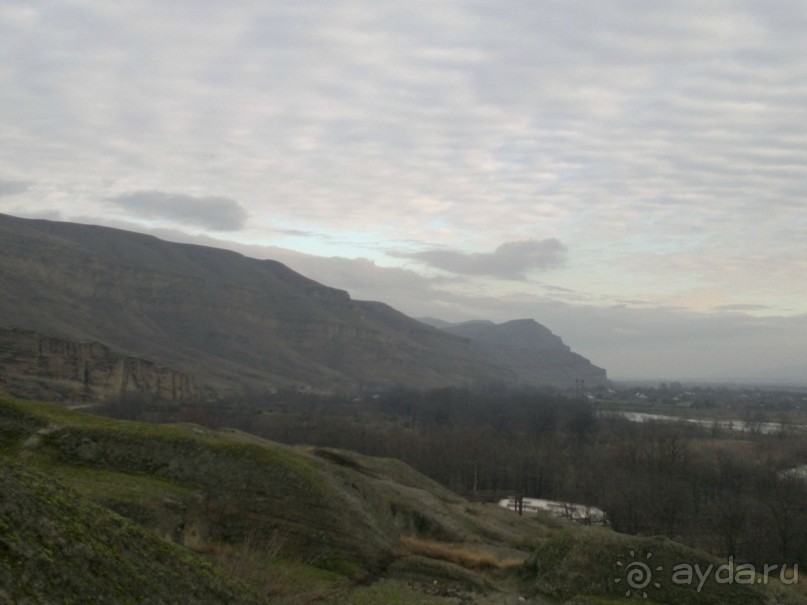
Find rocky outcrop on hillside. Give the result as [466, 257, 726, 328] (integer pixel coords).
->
[0, 328, 203, 402]
[427, 319, 608, 390]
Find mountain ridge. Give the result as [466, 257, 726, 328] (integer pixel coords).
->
[422, 318, 608, 389]
[0, 213, 509, 398]
[0, 213, 606, 399]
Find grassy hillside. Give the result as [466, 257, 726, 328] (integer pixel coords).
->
[1, 396, 804, 604]
[0, 462, 268, 604]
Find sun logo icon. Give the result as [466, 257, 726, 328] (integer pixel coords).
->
[615, 550, 663, 598]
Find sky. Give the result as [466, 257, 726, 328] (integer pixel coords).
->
[1, 0, 806, 384]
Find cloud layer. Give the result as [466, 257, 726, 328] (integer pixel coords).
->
[401, 239, 567, 279]
[109, 191, 248, 231]
[0, 180, 29, 197]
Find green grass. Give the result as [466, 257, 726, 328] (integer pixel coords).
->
[0, 397, 398, 569]
[327, 578, 462, 604]
[0, 462, 268, 604]
[522, 528, 807, 605]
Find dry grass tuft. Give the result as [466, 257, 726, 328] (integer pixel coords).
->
[400, 536, 522, 571]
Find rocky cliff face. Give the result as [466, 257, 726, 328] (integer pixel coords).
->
[0, 328, 203, 402]
[430, 319, 608, 390]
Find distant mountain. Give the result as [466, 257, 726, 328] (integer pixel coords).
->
[416, 316, 454, 329]
[422, 318, 608, 389]
[0, 213, 508, 400]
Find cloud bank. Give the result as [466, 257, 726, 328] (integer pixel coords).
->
[109, 191, 248, 231]
[401, 239, 567, 279]
[0, 180, 30, 197]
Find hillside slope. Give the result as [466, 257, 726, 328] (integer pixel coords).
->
[0, 213, 507, 399]
[2, 397, 803, 604]
[0, 396, 545, 603]
[0, 462, 268, 604]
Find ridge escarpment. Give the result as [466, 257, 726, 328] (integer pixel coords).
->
[0, 213, 507, 399]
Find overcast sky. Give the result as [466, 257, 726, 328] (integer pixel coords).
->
[2, 1, 806, 384]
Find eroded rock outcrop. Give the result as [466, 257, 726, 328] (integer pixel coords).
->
[0, 328, 202, 402]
